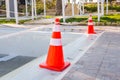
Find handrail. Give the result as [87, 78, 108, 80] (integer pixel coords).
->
[0, 9, 25, 15]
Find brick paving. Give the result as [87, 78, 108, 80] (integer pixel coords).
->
[62, 31, 120, 80]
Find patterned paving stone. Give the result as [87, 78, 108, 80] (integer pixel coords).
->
[62, 32, 120, 80]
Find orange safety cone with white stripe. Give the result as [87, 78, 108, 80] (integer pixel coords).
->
[87, 15, 96, 34]
[39, 18, 70, 71]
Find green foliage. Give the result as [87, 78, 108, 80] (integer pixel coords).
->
[45, 15, 53, 19]
[46, 0, 56, 9]
[36, 0, 56, 14]
[101, 14, 120, 22]
[0, 19, 31, 24]
[1, 4, 6, 10]
[105, 4, 120, 12]
[60, 17, 88, 23]
[60, 14, 120, 23]
[85, 3, 120, 13]
[36, 0, 44, 14]
[19, 19, 31, 24]
[84, 4, 97, 12]
[0, 19, 15, 24]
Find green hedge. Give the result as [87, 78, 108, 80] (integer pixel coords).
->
[101, 14, 120, 22]
[0, 19, 31, 24]
[60, 17, 88, 23]
[108, 5, 120, 12]
[0, 19, 15, 24]
[60, 14, 120, 23]
[84, 4, 120, 12]
[36, 0, 55, 14]
[84, 4, 97, 12]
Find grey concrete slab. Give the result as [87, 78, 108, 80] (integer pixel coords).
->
[0, 25, 27, 36]
[0, 31, 81, 57]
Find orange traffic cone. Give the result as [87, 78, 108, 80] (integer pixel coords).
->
[55, 18, 60, 25]
[39, 18, 70, 71]
[87, 15, 96, 34]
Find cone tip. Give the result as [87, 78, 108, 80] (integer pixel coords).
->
[55, 18, 60, 25]
[89, 14, 92, 17]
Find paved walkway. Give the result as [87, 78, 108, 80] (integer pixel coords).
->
[61, 31, 120, 80]
[0, 24, 120, 80]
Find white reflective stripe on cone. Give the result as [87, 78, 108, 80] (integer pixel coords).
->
[50, 38, 62, 46]
[53, 25, 60, 32]
[88, 22, 94, 25]
[89, 17, 92, 20]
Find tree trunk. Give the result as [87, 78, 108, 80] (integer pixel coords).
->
[55, 0, 62, 15]
[109, 0, 112, 6]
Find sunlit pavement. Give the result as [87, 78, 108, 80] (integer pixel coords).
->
[0, 24, 120, 80]
[0, 24, 85, 78]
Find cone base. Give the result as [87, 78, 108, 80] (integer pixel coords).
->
[39, 62, 70, 71]
[88, 32, 96, 34]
